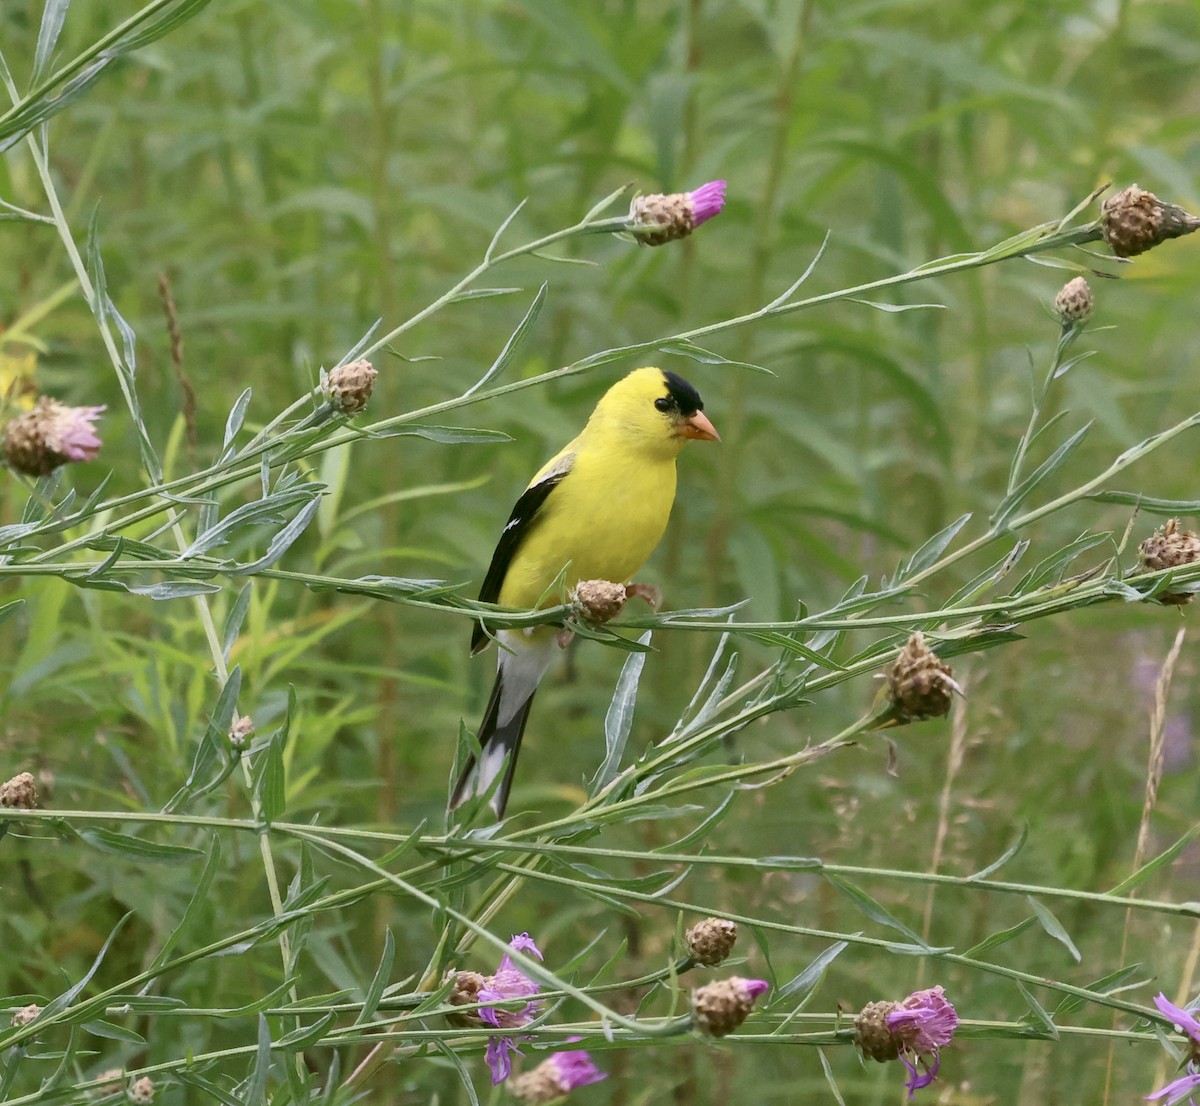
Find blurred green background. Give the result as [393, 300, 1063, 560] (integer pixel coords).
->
[2, 0, 1200, 1102]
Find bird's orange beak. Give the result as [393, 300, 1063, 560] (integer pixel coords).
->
[679, 411, 720, 441]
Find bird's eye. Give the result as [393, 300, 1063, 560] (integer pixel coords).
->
[654, 396, 673, 413]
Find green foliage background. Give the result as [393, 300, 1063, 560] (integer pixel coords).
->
[2, 1, 1200, 1103]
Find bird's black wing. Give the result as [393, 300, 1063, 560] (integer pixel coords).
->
[470, 453, 574, 654]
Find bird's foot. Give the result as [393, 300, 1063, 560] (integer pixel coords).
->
[626, 582, 662, 610]
[556, 626, 576, 649]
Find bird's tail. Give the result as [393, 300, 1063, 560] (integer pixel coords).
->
[449, 668, 537, 817]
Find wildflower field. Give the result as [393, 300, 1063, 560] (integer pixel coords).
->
[4, 2, 1200, 1103]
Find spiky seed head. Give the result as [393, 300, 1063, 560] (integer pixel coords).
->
[1101, 184, 1200, 258]
[855, 999, 902, 1062]
[1139, 518, 1200, 604]
[0, 771, 37, 809]
[885, 633, 960, 722]
[685, 918, 738, 966]
[570, 579, 628, 624]
[691, 976, 769, 1037]
[322, 359, 378, 415]
[1054, 276, 1093, 324]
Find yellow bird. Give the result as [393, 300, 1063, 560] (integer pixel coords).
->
[450, 366, 720, 816]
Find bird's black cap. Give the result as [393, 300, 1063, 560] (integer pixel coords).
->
[662, 369, 704, 415]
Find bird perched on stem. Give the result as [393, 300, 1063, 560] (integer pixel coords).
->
[450, 367, 720, 817]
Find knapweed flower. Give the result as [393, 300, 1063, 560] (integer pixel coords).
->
[884, 633, 962, 723]
[1101, 185, 1200, 258]
[10, 1003, 40, 1028]
[321, 359, 377, 415]
[629, 180, 727, 246]
[1054, 276, 1093, 325]
[570, 579, 627, 625]
[476, 933, 545, 1084]
[0, 771, 37, 809]
[685, 918, 738, 967]
[691, 976, 769, 1037]
[508, 1050, 606, 1104]
[1139, 519, 1200, 605]
[855, 986, 958, 1099]
[1147, 992, 1200, 1104]
[3, 397, 104, 476]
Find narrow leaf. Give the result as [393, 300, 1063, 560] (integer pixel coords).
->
[1026, 896, 1081, 962]
[76, 828, 202, 863]
[592, 631, 651, 789]
[779, 941, 849, 1001]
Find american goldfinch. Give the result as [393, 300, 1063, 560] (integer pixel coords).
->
[450, 366, 720, 816]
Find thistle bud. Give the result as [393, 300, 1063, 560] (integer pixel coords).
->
[0, 771, 37, 809]
[1101, 184, 1200, 258]
[691, 976, 769, 1037]
[228, 714, 254, 749]
[1053, 276, 1092, 324]
[127, 1076, 155, 1104]
[3, 397, 105, 477]
[11, 1004, 40, 1028]
[854, 999, 902, 1062]
[629, 180, 726, 246]
[1139, 518, 1200, 605]
[446, 969, 488, 1027]
[570, 579, 627, 624]
[885, 633, 961, 722]
[322, 359, 378, 415]
[508, 1051, 606, 1103]
[685, 918, 738, 967]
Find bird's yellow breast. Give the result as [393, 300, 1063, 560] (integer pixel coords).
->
[497, 445, 678, 611]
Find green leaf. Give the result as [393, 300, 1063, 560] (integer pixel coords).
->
[33, 0, 72, 83]
[1026, 896, 1081, 962]
[824, 874, 928, 947]
[592, 630, 651, 790]
[81, 1019, 145, 1044]
[894, 513, 972, 583]
[357, 927, 395, 1025]
[963, 917, 1035, 959]
[255, 729, 287, 823]
[1109, 826, 1200, 895]
[991, 423, 1092, 530]
[779, 940, 849, 1002]
[1015, 980, 1059, 1039]
[76, 828, 202, 863]
[463, 283, 547, 398]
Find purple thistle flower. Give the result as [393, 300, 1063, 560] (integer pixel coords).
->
[547, 1051, 606, 1090]
[881, 986, 958, 1100]
[886, 985, 959, 1052]
[628, 179, 728, 246]
[1155, 994, 1200, 1043]
[479, 933, 544, 1084]
[47, 403, 105, 462]
[508, 1050, 606, 1104]
[687, 179, 726, 226]
[1148, 993, 1200, 1104]
[3, 398, 105, 476]
[1147, 1072, 1200, 1105]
